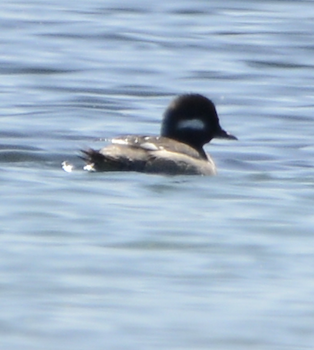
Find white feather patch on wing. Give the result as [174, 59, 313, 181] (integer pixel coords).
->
[139, 142, 161, 151]
[111, 138, 129, 145]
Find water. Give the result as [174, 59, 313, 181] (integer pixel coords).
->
[1, 0, 314, 349]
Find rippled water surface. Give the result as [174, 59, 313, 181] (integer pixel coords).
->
[1, 1, 314, 349]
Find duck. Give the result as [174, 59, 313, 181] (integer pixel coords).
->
[81, 93, 237, 175]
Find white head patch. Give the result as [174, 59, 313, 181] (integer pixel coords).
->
[176, 118, 206, 131]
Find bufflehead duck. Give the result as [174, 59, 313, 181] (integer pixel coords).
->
[81, 94, 237, 175]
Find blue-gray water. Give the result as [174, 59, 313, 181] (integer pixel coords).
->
[1, 1, 314, 349]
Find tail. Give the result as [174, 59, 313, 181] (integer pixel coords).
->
[80, 148, 103, 163]
[80, 148, 127, 172]
[80, 148, 109, 171]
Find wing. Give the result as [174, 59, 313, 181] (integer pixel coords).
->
[112, 135, 204, 160]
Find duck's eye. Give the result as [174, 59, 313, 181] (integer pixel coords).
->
[176, 118, 206, 131]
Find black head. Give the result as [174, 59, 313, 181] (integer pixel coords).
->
[161, 94, 237, 156]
